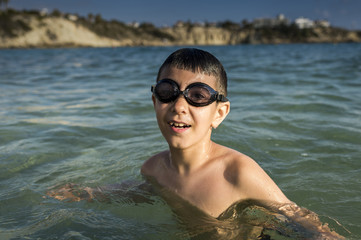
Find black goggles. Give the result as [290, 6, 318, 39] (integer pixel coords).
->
[151, 78, 228, 107]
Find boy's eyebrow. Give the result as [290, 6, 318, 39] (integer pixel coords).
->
[157, 77, 175, 82]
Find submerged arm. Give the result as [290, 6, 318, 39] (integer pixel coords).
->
[46, 180, 154, 203]
[232, 159, 344, 239]
[277, 203, 345, 239]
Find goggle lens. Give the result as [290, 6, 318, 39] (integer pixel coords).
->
[152, 79, 228, 107]
[155, 81, 177, 102]
[187, 86, 212, 105]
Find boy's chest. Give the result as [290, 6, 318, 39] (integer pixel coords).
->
[162, 171, 242, 217]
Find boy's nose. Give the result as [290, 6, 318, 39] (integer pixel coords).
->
[171, 94, 188, 114]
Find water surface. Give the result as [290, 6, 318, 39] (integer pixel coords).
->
[0, 44, 360, 239]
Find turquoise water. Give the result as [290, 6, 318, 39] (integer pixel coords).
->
[0, 44, 360, 239]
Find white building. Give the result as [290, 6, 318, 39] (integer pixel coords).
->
[128, 21, 140, 28]
[40, 8, 48, 16]
[315, 20, 331, 28]
[295, 17, 314, 29]
[253, 14, 290, 28]
[67, 14, 78, 21]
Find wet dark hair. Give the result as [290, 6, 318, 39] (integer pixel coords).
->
[157, 48, 228, 96]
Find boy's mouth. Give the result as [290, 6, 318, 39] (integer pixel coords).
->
[169, 121, 191, 129]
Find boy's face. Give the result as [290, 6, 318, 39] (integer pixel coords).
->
[153, 67, 229, 150]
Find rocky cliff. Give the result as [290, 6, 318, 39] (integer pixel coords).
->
[1, 9, 360, 49]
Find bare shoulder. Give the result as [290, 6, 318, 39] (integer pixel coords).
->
[212, 143, 255, 168]
[141, 150, 168, 176]
[215, 145, 259, 182]
[216, 144, 291, 203]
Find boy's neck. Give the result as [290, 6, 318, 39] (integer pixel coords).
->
[168, 140, 214, 175]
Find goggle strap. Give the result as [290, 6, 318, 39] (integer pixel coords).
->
[216, 94, 229, 102]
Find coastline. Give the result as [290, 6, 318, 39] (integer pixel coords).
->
[1, 9, 361, 49]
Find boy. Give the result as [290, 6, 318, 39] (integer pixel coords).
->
[141, 48, 291, 218]
[141, 48, 343, 239]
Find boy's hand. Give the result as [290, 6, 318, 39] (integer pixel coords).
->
[279, 203, 345, 240]
[46, 183, 93, 202]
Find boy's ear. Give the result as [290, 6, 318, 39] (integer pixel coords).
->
[152, 95, 156, 107]
[211, 101, 230, 129]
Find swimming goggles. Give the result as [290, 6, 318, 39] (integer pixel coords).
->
[151, 78, 228, 107]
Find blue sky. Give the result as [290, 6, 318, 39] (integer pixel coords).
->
[8, 0, 361, 29]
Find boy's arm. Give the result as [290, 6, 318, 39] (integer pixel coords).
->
[46, 181, 154, 203]
[278, 203, 345, 239]
[47, 153, 163, 203]
[233, 157, 344, 239]
[46, 183, 95, 202]
[234, 156, 291, 203]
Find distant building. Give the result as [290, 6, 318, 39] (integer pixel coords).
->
[175, 21, 185, 28]
[253, 14, 290, 28]
[193, 22, 206, 27]
[128, 21, 140, 28]
[40, 8, 48, 17]
[315, 20, 330, 28]
[295, 17, 314, 29]
[67, 14, 78, 21]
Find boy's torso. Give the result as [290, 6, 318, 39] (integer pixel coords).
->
[141, 144, 250, 217]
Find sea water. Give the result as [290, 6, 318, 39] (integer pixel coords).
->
[0, 44, 360, 239]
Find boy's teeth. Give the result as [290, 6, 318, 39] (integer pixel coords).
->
[170, 122, 190, 128]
